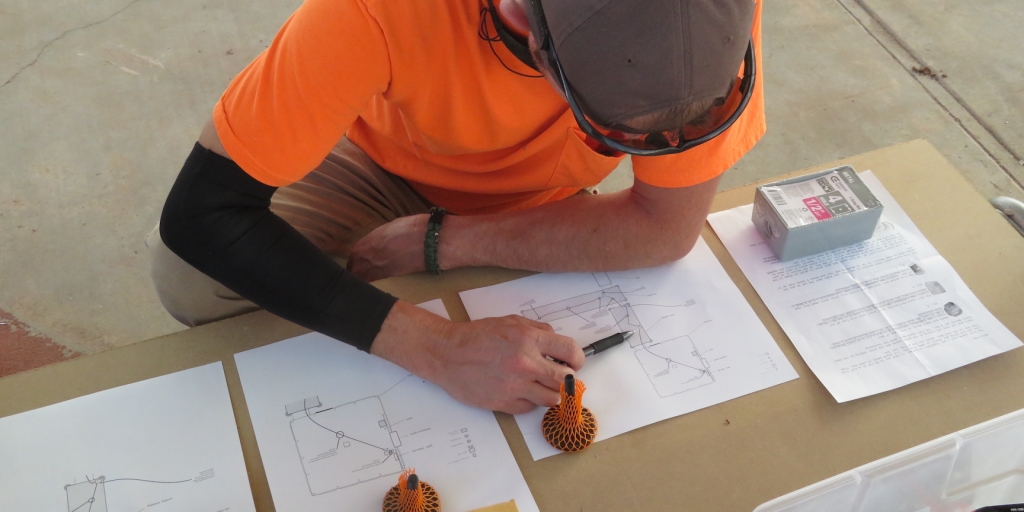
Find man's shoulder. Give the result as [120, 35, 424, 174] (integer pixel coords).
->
[360, 0, 477, 19]
[360, 0, 475, 15]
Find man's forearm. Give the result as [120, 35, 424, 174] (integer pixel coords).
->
[161, 142, 398, 351]
[440, 177, 720, 273]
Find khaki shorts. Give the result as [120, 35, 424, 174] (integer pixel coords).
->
[148, 138, 433, 327]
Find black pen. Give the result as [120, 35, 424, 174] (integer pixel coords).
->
[974, 505, 1024, 512]
[583, 330, 635, 356]
[551, 331, 635, 366]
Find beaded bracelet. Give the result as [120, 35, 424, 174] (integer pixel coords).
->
[423, 207, 446, 275]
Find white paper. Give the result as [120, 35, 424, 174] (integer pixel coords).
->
[0, 363, 255, 512]
[459, 238, 799, 460]
[416, 298, 449, 318]
[708, 171, 1022, 402]
[234, 302, 538, 512]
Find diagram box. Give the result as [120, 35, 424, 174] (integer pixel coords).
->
[65, 479, 107, 512]
[290, 397, 403, 495]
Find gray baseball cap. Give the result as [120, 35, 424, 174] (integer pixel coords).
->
[535, 0, 756, 128]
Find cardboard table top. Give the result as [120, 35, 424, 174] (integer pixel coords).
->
[3, 139, 1023, 511]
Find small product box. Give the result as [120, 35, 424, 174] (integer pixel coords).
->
[751, 165, 883, 261]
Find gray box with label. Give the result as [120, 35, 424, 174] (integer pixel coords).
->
[751, 165, 884, 261]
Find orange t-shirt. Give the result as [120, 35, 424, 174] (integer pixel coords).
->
[214, 0, 765, 215]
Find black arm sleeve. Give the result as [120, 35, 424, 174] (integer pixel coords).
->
[159, 143, 398, 352]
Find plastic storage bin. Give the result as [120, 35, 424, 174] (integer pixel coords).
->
[754, 407, 1024, 512]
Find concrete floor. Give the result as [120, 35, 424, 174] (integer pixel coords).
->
[1, 0, 1022, 376]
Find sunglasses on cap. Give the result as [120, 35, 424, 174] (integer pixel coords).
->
[525, 0, 757, 157]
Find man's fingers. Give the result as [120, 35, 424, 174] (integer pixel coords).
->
[535, 322, 555, 333]
[538, 332, 585, 371]
[499, 398, 538, 415]
[516, 315, 557, 331]
[522, 382, 561, 408]
[534, 358, 574, 391]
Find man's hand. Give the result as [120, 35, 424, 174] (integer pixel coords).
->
[371, 301, 585, 414]
[431, 316, 584, 413]
[347, 214, 428, 281]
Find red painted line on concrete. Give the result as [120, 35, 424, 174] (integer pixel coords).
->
[0, 308, 82, 378]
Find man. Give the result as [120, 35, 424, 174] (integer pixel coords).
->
[151, 0, 764, 414]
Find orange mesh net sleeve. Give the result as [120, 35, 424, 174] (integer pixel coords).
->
[382, 468, 441, 512]
[541, 375, 598, 452]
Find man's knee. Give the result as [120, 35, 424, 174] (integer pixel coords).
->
[146, 224, 259, 327]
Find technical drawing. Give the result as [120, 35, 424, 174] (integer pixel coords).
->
[287, 376, 479, 497]
[64, 472, 202, 512]
[521, 274, 717, 397]
[290, 396, 404, 495]
[65, 478, 107, 512]
[523, 286, 628, 330]
[634, 330, 716, 397]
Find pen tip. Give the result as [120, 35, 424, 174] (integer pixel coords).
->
[623, 331, 636, 339]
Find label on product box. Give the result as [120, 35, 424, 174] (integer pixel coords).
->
[761, 170, 878, 228]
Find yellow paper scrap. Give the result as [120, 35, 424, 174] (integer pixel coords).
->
[469, 500, 519, 512]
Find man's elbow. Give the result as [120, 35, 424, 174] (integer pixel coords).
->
[635, 222, 700, 268]
[626, 181, 715, 267]
[661, 228, 701, 264]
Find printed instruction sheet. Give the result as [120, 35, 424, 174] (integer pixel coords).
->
[459, 238, 799, 460]
[708, 171, 1022, 402]
[0, 362, 256, 512]
[234, 300, 539, 512]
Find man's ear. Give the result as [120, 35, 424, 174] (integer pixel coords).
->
[497, 0, 532, 37]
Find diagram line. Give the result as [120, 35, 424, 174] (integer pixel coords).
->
[638, 317, 710, 362]
[639, 338, 672, 364]
[344, 434, 388, 452]
[69, 496, 92, 512]
[639, 333, 708, 373]
[622, 303, 689, 309]
[380, 374, 414, 397]
[686, 320, 712, 336]
[531, 296, 605, 322]
[303, 404, 339, 434]
[302, 403, 388, 451]
[379, 403, 405, 470]
[648, 314, 676, 331]
[565, 306, 591, 324]
[88, 481, 99, 512]
[641, 341, 705, 373]
[611, 311, 641, 331]
[70, 474, 192, 512]
[88, 480, 99, 512]
[355, 451, 395, 471]
[102, 477, 191, 485]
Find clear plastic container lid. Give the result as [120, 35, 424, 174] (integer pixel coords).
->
[755, 407, 1024, 512]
